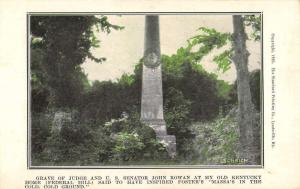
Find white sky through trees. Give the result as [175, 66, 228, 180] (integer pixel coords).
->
[81, 15, 261, 83]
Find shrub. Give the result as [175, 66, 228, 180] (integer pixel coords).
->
[190, 109, 239, 165]
[39, 110, 114, 165]
[228, 69, 261, 111]
[31, 112, 52, 163]
[164, 87, 195, 159]
[112, 132, 145, 161]
[105, 112, 167, 162]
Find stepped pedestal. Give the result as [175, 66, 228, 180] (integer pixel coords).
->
[141, 119, 176, 158]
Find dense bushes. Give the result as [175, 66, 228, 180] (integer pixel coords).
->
[228, 69, 261, 111]
[250, 70, 261, 111]
[31, 112, 52, 159]
[162, 55, 230, 121]
[189, 109, 239, 165]
[32, 111, 167, 165]
[31, 57, 261, 165]
[31, 58, 239, 165]
[30, 16, 123, 109]
[163, 87, 194, 159]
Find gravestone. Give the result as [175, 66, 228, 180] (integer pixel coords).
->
[52, 111, 72, 132]
[141, 15, 176, 158]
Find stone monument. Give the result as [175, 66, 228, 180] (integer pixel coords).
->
[141, 15, 176, 158]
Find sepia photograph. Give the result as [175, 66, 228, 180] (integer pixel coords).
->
[28, 13, 262, 167]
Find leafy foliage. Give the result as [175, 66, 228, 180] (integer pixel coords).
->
[112, 132, 145, 161]
[186, 27, 232, 73]
[185, 15, 261, 74]
[190, 110, 239, 165]
[213, 49, 233, 73]
[163, 87, 193, 158]
[244, 15, 261, 41]
[31, 48, 51, 112]
[162, 59, 229, 121]
[31, 112, 52, 158]
[249, 69, 261, 111]
[228, 69, 261, 111]
[34, 111, 166, 165]
[30, 16, 123, 109]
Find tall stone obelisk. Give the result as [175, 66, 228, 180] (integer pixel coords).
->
[141, 15, 176, 158]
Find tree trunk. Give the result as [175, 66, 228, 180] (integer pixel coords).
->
[232, 15, 260, 164]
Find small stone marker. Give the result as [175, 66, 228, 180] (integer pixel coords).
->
[52, 111, 71, 132]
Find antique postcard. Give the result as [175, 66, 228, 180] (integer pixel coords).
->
[0, 0, 299, 188]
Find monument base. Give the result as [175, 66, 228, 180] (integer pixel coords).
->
[141, 119, 176, 158]
[157, 135, 176, 158]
